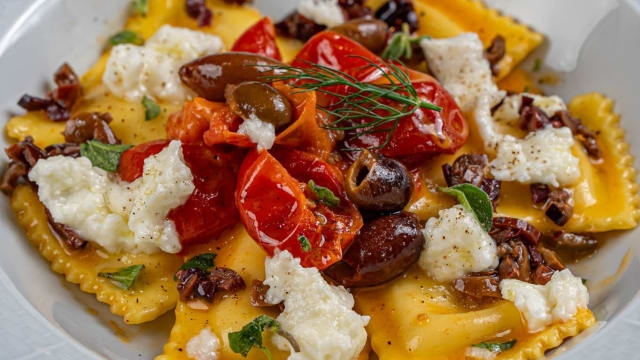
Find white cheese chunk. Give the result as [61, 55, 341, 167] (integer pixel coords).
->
[264, 251, 369, 360]
[474, 95, 580, 187]
[103, 25, 223, 103]
[466, 346, 497, 360]
[297, 0, 346, 28]
[419, 205, 498, 282]
[237, 114, 276, 150]
[29, 140, 194, 254]
[500, 269, 589, 332]
[489, 126, 580, 187]
[421, 33, 499, 113]
[186, 328, 221, 360]
[493, 93, 567, 127]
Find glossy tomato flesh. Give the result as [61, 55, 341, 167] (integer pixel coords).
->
[236, 148, 362, 269]
[118, 140, 238, 247]
[231, 16, 282, 61]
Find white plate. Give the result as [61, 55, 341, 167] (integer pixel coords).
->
[0, 0, 639, 359]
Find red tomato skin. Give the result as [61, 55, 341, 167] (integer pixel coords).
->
[118, 140, 169, 182]
[343, 81, 468, 162]
[231, 17, 282, 61]
[292, 31, 469, 163]
[118, 141, 238, 247]
[236, 149, 362, 269]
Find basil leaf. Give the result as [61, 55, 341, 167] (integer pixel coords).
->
[174, 253, 216, 280]
[132, 0, 148, 16]
[582, 278, 587, 285]
[229, 315, 280, 359]
[109, 30, 144, 46]
[438, 184, 493, 232]
[80, 140, 133, 172]
[473, 340, 516, 352]
[533, 58, 542, 72]
[142, 96, 160, 121]
[308, 180, 340, 207]
[98, 264, 144, 290]
[298, 235, 311, 252]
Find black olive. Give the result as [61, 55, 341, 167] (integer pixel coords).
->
[330, 18, 389, 53]
[225, 82, 293, 129]
[375, 0, 419, 33]
[345, 149, 411, 212]
[179, 52, 283, 102]
[324, 212, 424, 287]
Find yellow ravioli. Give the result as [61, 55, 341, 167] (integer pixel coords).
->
[10, 185, 182, 324]
[356, 265, 595, 360]
[367, 0, 544, 80]
[407, 93, 640, 233]
[157, 224, 289, 360]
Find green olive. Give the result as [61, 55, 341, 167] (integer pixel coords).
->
[225, 81, 293, 129]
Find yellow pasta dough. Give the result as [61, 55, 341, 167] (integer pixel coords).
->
[157, 224, 289, 360]
[356, 265, 595, 360]
[10, 185, 182, 324]
[407, 93, 640, 233]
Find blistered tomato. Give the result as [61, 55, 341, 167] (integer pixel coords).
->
[118, 140, 238, 247]
[231, 16, 282, 61]
[235, 148, 362, 269]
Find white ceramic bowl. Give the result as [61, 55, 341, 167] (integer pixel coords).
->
[0, 0, 639, 359]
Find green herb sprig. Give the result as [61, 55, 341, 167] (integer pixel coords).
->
[382, 23, 431, 61]
[80, 140, 132, 172]
[98, 264, 144, 290]
[228, 315, 300, 359]
[132, 0, 148, 16]
[308, 180, 340, 207]
[259, 56, 442, 151]
[439, 184, 493, 232]
[298, 235, 311, 252]
[109, 30, 144, 46]
[174, 253, 216, 280]
[142, 95, 160, 121]
[473, 340, 516, 352]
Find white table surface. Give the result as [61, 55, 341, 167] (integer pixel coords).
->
[1, 0, 640, 359]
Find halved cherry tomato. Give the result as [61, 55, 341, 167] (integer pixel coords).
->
[231, 17, 282, 61]
[236, 148, 362, 269]
[118, 141, 238, 247]
[292, 31, 468, 163]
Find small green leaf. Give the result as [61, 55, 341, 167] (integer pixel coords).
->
[298, 235, 311, 252]
[308, 180, 340, 207]
[174, 253, 216, 280]
[142, 96, 161, 121]
[132, 0, 148, 16]
[582, 278, 587, 285]
[80, 140, 133, 172]
[524, 85, 531, 93]
[473, 340, 516, 352]
[98, 265, 144, 290]
[533, 58, 542, 72]
[381, 23, 430, 61]
[438, 184, 493, 232]
[229, 315, 280, 359]
[109, 30, 144, 46]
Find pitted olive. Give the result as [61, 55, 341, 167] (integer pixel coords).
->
[225, 82, 293, 129]
[345, 149, 411, 212]
[330, 18, 390, 53]
[324, 212, 424, 287]
[179, 52, 283, 102]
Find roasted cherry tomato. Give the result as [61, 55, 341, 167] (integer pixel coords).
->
[236, 148, 363, 269]
[231, 17, 282, 61]
[292, 31, 468, 163]
[343, 81, 467, 161]
[118, 140, 238, 247]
